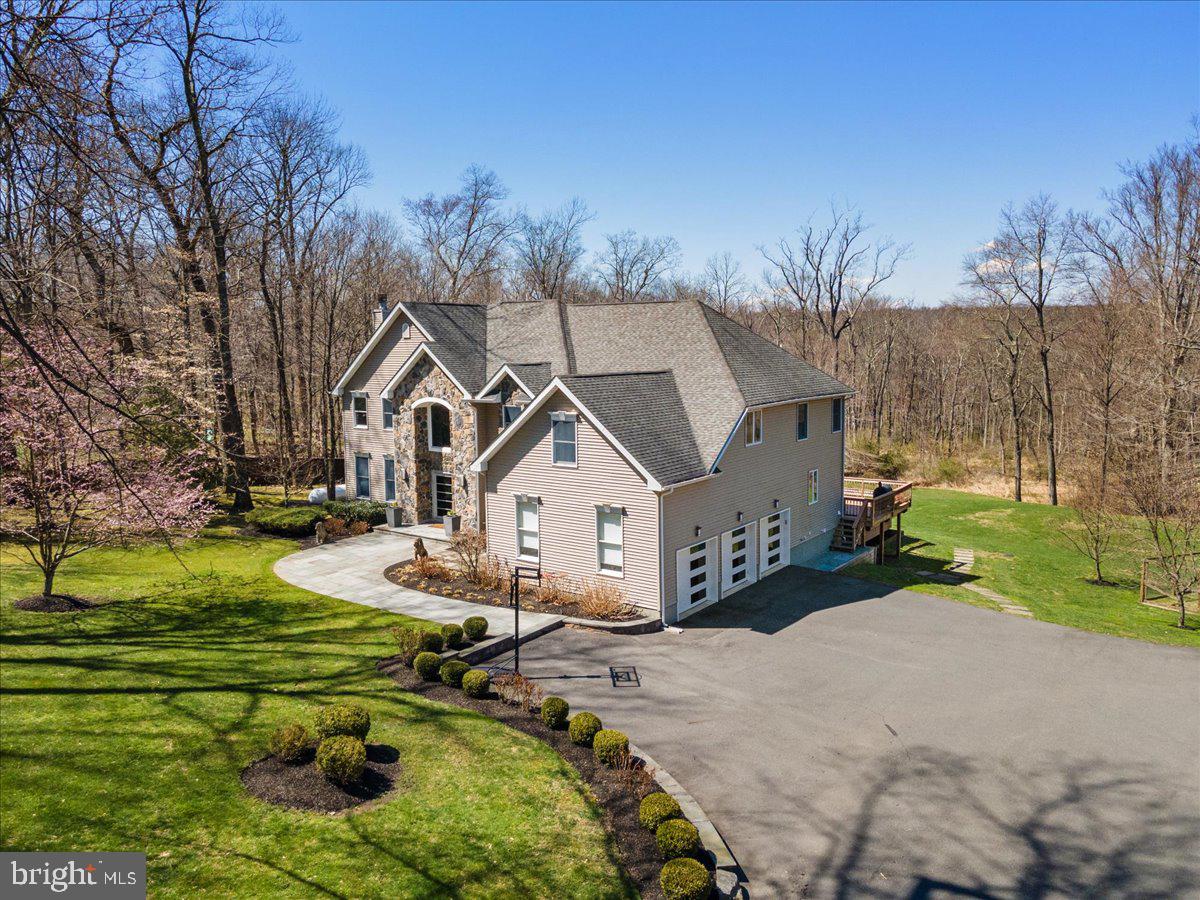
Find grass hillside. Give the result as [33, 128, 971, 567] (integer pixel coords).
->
[848, 488, 1199, 648]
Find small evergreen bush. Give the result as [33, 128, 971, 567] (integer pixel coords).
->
[440, 660, 470, 687]
[390, 626, 423, 667]
[315, 735, 366, 785]
[313, 703, 370, 741]
[441, 623, 465, 648]
[268, 722, 310, 764]
[540, 696, 570, 729]
[639, 792, 683, 831]
[414, 651, 442, 680]
[592, 729, 629, 766]
[660, 857, 713, 900]
[419, 630, 445, 653]
[656, 818, 701, 860]
[245, 506, 324, 537]
[462, 616, 488, 641]
[568, 711, 602, 747]
[322, 499, 387, 526]
[461, 669, 490, 698]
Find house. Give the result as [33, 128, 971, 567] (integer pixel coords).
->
[332, 295, 853, 623]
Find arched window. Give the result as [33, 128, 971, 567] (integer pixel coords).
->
[428, 403, 451, 451]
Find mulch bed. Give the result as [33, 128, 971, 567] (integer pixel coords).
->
[381, 660, 667, 899]
[384, 562, 636, 622]
[241, 743, 402, 814]
[12, 594, 98, 613]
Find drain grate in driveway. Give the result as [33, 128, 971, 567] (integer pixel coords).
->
[609, 666, 640, 687]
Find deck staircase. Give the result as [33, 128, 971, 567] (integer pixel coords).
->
[831, 514, 860, 551]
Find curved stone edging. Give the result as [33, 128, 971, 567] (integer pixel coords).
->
[561, 614, 662, 634]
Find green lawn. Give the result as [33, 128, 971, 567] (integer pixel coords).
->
[0, 524, 633, 898]
[848, 487, 1199, 647]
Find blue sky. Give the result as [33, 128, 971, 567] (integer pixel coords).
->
[278, 1, 1198, 304]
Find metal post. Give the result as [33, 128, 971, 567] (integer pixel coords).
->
[512, 569, 521, 674]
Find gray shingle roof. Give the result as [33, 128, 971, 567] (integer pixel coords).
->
[405, 302, 488, 393]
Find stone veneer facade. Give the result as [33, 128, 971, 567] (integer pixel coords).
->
[391, 357, 478, 528]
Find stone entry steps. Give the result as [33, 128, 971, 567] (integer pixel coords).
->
[962, 582, 1034, 617]
[918, 547, 1034, 618]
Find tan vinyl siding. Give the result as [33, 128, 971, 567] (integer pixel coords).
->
[484, 396, 660, 610]
[661, 398, 844, 622]
[342, 314, 426, 499]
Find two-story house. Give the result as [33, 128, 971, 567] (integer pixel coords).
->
[332, 295, 852, 623]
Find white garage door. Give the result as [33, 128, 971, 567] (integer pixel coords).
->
[758, 508, 791, 578]
[720, 523, 758, 597]
[676, 538, 718, 615]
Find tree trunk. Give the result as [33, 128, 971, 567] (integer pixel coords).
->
[1040, 347, 1058, 505]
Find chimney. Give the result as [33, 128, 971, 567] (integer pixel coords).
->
[371, 294, 389, 331]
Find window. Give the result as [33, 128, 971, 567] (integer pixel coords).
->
[355, 454, 370, 498]
[352, 395, 367, 428]
[551, 412, 577, 465]
[428, 403, 451, 451]
[744, 409, 763, 446]
[400, 320, 411, 340]
[596, 506, 624, 576]
[808, 468, 819, 505]
[796, 402, 809, 440]
[516, 497, 539, 561]
[382, 398, 394, 430]
[831, 397, 844, 433]
[384, 456, 396, 502]
[502, 404, 521, 428]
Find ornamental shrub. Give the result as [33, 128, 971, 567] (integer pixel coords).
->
[540, 696, 570, 729]
[440, 660, 470, 688]
[268, 722, 310, 764]
[315, 735, 366, 785]
[419, 630, 445, 653]
[441, 623, 465, 648]
[313, 703, 370, 741]
[568, 711, 602, 747]
[461, 669, 490, 698]
[245, 506, 324, 537]
[656, 818, 701, 860]
[660, 857, 713, 900]
[593, 729, 629, 766]
[639, 792, 683, 831]
[414, 651, 442, 680]
[462, 616, 488, 641]
[322, 499, 388, 526]
[390, 626, 423, 667]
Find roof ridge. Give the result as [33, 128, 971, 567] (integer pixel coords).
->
[564, 369, 672, 378]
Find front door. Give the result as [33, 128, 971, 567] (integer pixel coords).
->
[720, 523, 758, 597]
[432, 471, 453, 518]
[758, 508, 791, 578]
[676, 538, 718, 615]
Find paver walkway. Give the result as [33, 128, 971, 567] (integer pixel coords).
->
[273, 531, 561, 629]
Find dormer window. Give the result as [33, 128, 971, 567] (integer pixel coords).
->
[744, 409, 763, 446]
[352, 394, 367, 428]
[551, 412, 577, 466]
[400, 320, 411, 340]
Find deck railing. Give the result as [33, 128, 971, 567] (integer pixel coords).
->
[843, 478, 912, 528]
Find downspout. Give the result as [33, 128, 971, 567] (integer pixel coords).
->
[657, 490, 666, 624]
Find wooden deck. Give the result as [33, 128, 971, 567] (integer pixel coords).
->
[833, 478, 913, 559]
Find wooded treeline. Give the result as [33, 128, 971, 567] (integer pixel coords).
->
[2, 0, 1197, 552]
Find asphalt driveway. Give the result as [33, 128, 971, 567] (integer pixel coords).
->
[519, 568, 1200, 898]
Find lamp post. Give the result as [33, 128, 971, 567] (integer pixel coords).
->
[510, 565, 541, 673]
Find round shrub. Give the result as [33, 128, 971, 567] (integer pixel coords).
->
[461, 669, 490, 698]
[315, 735, 366, 785]
[660, 857, 713, 900]
[419, 630, 445, 653]
[440, 660, 470, 687]
[639, 792, 683, 831]
[462, 615, 488, 641]
[593, 729, 629, 766]
[313, 703, 370, 741]
[441, 623, 465, 648]
[656, 818, 701, 860]
[268, 722, 310, 764]
[568, 711, 602, 747]
[540, 696, 570, 730]
[414, 651, 442, 680]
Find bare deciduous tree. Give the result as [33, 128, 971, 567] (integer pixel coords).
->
[594, 230, 680, 303]
[513, 198, 592, 299]
[700, 251, 749, 315]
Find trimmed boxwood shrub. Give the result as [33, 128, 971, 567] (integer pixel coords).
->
[245, 506, 324, 537]
[462, 669, 490, 698]
[313, 703, 370, 741]
[268, 722, 310, 764]
[593, 729, 629, 766]
[315, 735, 366, 785]
[660, 857, 713, 900]
[440, 660, 470, 687]
[639, 792, 683, 831]
[568, 711, 602, 747]
[540, 696, 570, 729]
[414, 651, 442, 680]
[419, 630, 445, 653]
[656, 818, 701, 860]
[322, 499, 388, 526]
[462, 615, 488, 641]
[441, 623, 465, 648]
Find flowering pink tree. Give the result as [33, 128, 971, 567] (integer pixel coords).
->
[0, 337, 212, 599]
